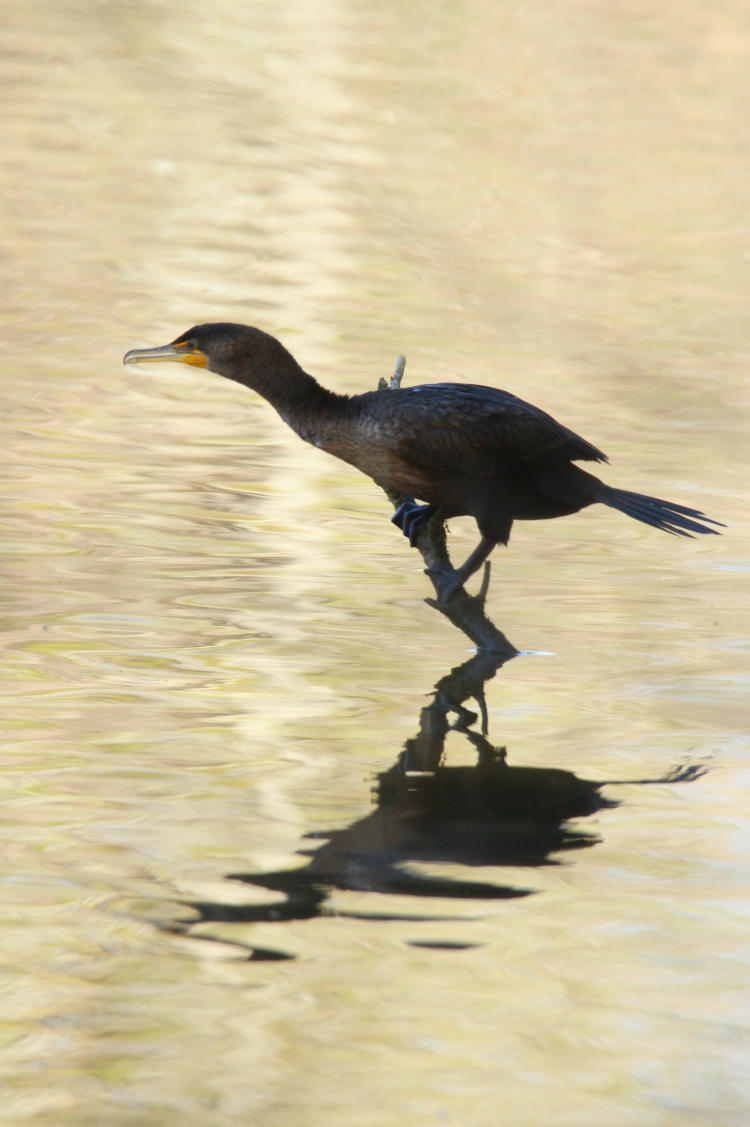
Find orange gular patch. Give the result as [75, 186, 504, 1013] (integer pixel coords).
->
[173, 346, 208, 368]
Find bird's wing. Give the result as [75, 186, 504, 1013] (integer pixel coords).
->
[371, 383, 608, 475]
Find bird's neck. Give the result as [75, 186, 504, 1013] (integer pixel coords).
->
[217, 356, 347, 447]
[273, 373, 347, 446]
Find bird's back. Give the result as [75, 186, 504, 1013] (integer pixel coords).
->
[350, 381, 606, 472]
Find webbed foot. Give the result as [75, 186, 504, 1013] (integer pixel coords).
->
[391, 500, 439, 548]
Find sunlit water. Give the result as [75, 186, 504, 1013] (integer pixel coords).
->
[2, 2, 749, 1124]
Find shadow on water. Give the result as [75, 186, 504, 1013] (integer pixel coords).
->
[167, 593, 706, 961]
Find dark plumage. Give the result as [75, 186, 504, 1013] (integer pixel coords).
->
[124, 323, 722, 602]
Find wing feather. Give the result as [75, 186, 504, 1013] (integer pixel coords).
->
[363, 383, 607, 475]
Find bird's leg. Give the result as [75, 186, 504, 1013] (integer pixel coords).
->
[391, 500, 440, 548]
[426, 535, 497, 604]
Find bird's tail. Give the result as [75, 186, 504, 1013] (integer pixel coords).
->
[597, 485, 723, 538]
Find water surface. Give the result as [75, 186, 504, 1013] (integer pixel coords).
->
[2, 2, 749, 1124]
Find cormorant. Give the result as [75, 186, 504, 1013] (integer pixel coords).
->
[124, 323, 722, 602]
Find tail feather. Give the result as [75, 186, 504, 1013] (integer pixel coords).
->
[598, 486, 723, 538]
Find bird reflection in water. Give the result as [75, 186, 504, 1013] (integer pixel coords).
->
[170, 607, 704, 961]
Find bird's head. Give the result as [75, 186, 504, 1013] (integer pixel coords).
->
[123, 322, 274, 376]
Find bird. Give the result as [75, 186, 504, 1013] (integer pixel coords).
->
[123, 322, 722, 603]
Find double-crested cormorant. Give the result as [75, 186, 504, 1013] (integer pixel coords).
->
[124, 323, 722, 602]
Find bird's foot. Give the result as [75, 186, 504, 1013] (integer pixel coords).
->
[424, 565, 464, 605]
[391, 500, 439, 548]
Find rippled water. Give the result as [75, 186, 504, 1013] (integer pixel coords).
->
[2, 2, 749, 1124]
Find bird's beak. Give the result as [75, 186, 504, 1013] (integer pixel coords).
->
[123, 341, 208, 368]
